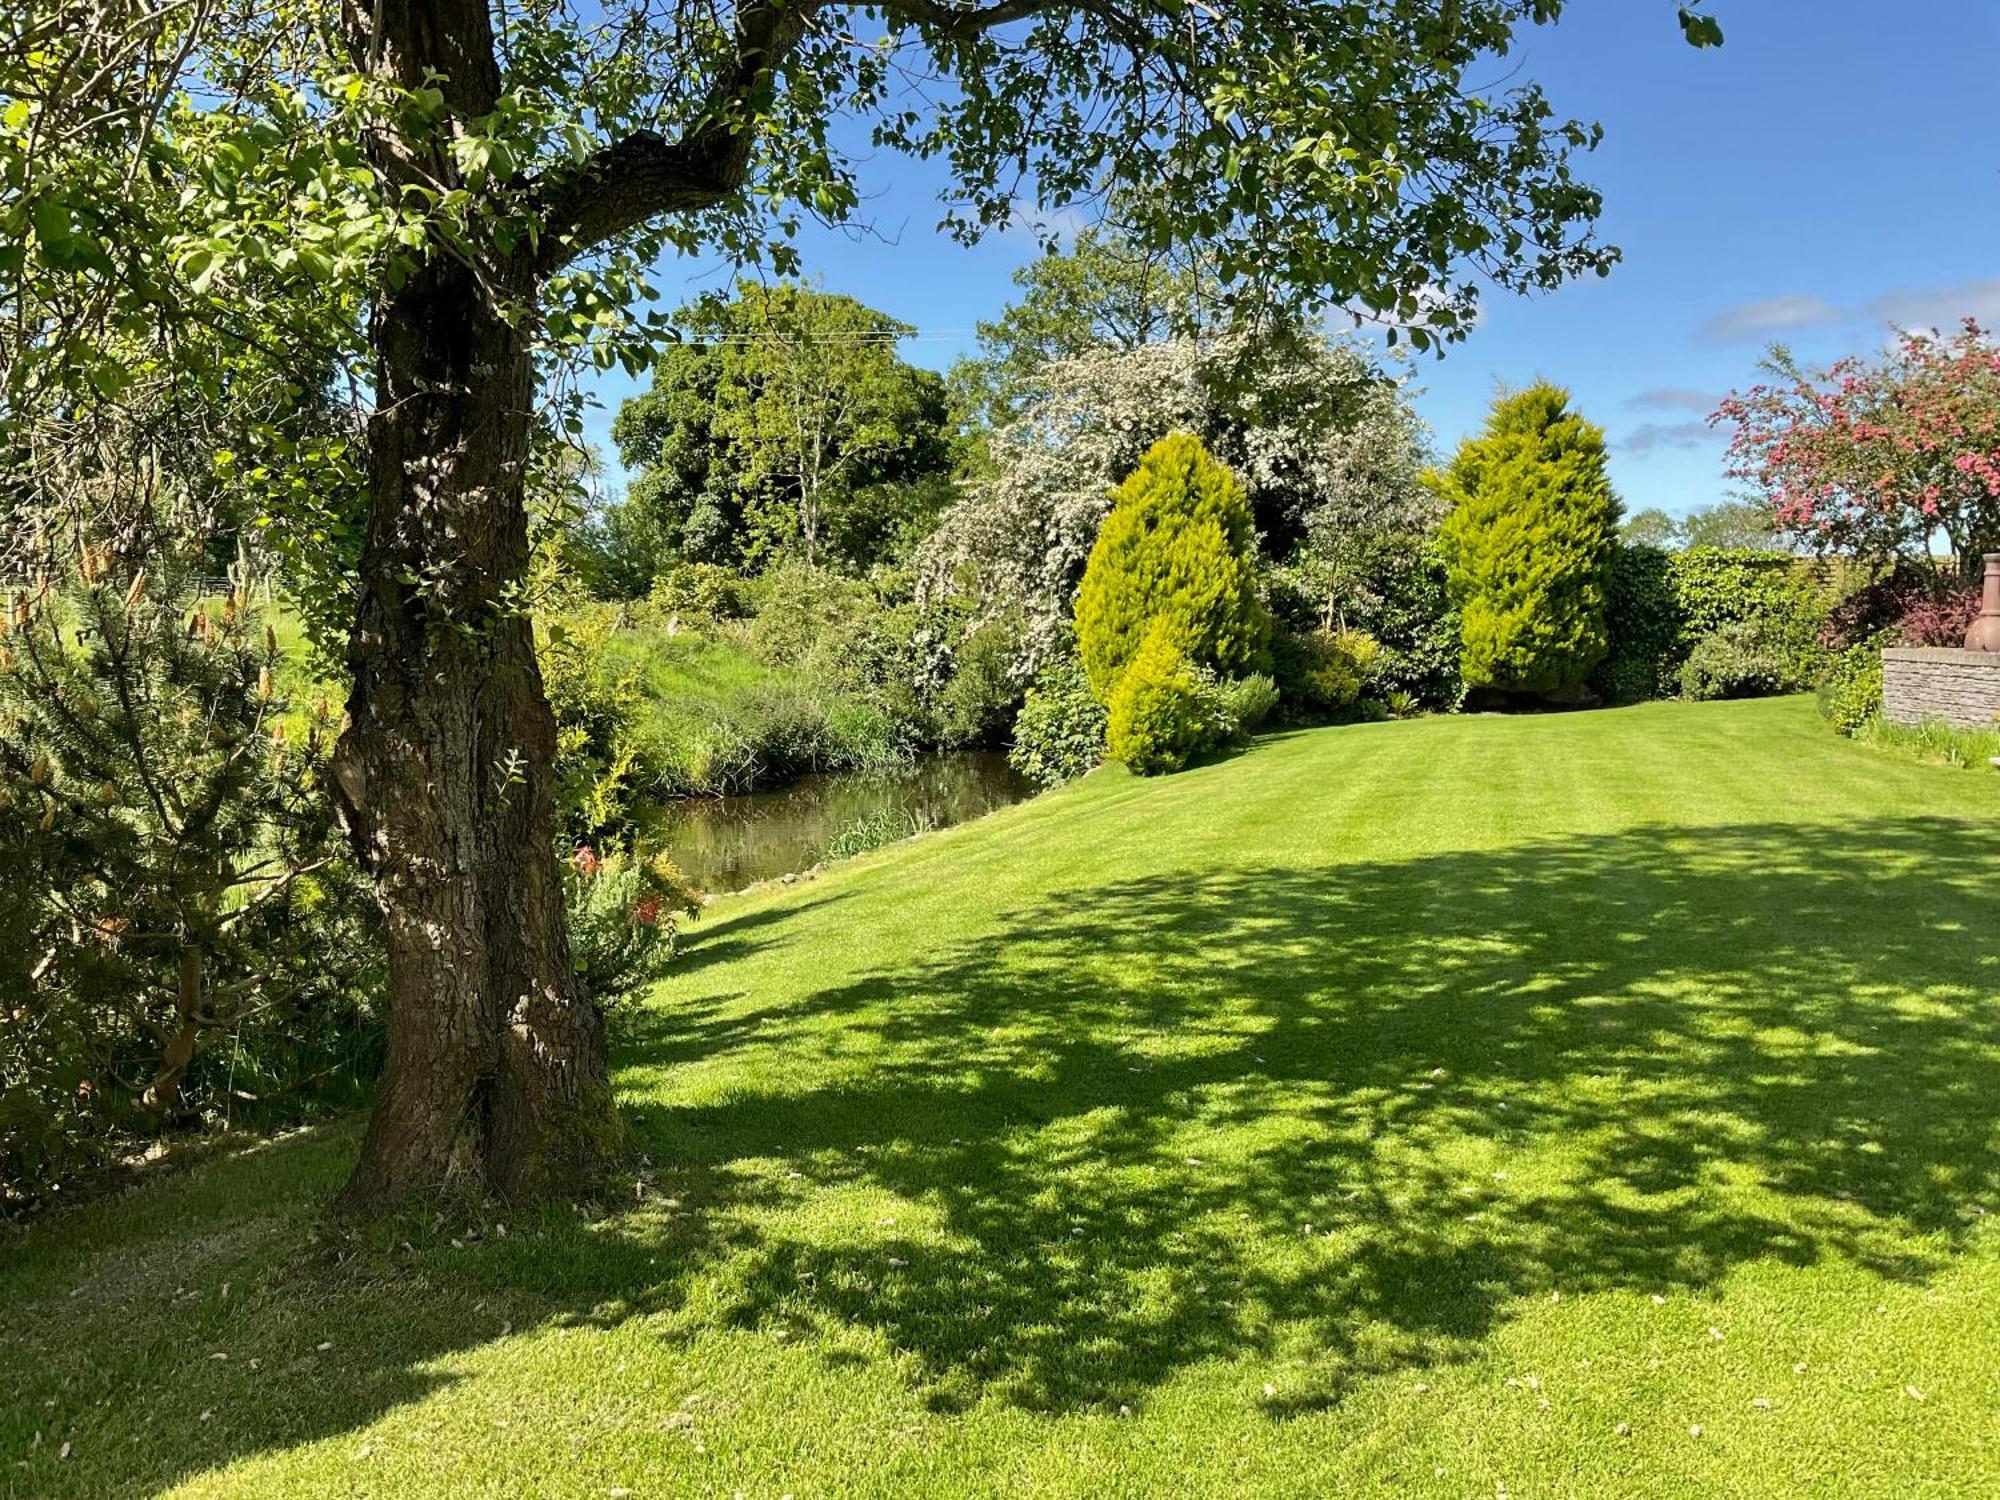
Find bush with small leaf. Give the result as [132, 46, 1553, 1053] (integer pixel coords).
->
[1678, 620, 1797, 701]
[1008, 652, 1107, 787]
[538, 590, 650, 840]
[1211, 672, 1279, 735]
[1594, 543, 1679, 704]
[1271, 626, 1381, 720]
[643, 562, 749, 626]
[1819, 560, 1953, 652]
[1669, 547, 1829, 686]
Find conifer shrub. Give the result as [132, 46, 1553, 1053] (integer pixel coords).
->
[0, 553, 377, 1215]
[1434, 384, 1621, 698]
[1075, 433, 1270, 702]
[1105, 626, 1214, 775]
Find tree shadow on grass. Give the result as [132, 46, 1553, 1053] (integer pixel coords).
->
[658, 887, 850, 979]
[616, 814, 2000, 1413]
[4, 815, 1998, 1494]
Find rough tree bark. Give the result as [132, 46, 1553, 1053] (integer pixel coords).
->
[328, 0, 814, 1212]
[328, 1, 619, 1212]
[331, 240, 619, 1211]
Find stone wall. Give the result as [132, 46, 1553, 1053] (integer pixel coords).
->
[1881, 647, 2000, 731]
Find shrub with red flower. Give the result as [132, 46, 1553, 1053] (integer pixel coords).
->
[562, 845, 703, 998]
[1715, 320, 2000, 575]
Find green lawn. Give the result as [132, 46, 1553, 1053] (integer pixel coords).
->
[5, 697, 1998, 1498]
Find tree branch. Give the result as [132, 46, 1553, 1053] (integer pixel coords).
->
[533, 2, 821, 272]
[873, 0, 1076, 38]
[532, 0, 1127, 273]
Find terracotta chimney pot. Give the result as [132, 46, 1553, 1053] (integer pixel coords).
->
[1967, 554, 2000, 652]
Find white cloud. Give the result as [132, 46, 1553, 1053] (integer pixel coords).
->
[1865, 278, 2000, 330]
[1628, 386, 1720, 414]
[1701, 295, 1844, 342]
[1620, 420, 1721, 455]
[1697, 279, 2000, 348]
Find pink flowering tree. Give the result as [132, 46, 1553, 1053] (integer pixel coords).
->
[1714, 320, 2000, 576]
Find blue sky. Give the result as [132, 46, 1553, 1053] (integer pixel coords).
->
[583, 0, 2000, 519]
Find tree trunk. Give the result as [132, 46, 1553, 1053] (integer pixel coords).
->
[330, 249, 621, 1214]
[142, 944, 204, 1114]
[321, 0, 824, 1213]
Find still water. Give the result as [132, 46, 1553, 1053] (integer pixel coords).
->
[641, 751, 1035, 894]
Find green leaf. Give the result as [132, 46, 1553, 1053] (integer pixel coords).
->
[32, 194, 71, 250]
[1677, 8, 1725, 47]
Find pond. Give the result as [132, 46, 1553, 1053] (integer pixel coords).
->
[639, 750, 1036, 895]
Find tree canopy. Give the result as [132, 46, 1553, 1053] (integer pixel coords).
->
[7, 0, 1723, 480]
[1622, 501, 1781, 553]
[950, 226, 1223, 429]
[606, 281, 953, 587]
[1718, 323, 2000, 573]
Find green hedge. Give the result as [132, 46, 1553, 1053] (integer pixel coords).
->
[1598, 545, 1834, 703]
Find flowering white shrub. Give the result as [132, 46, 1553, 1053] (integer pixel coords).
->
[918, 331, 1432, 674]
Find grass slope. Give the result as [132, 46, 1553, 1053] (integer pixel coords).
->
[5, 697, 1998, 1499]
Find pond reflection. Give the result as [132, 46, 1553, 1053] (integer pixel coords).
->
[639, 751, 1035, 894]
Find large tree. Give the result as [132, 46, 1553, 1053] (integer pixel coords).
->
[951, 225, 1224, 429]
[607, 281, 952, 584]
[601, 342, 739, 590]
[3, 0, 1722, 1212]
